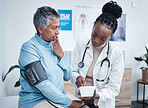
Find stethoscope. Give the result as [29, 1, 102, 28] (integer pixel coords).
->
[78, 40, 110, 82]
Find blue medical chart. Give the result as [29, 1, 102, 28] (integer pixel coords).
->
[58, 9, 72, 31]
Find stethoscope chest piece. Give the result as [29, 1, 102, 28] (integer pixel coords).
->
[78, 62, 84, 68]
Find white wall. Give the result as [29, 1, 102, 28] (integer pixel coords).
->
[0, 0, 148, 101]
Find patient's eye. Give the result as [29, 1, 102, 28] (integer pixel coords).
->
[52, 26, 58, 30]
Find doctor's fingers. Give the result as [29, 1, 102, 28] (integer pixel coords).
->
[75, 81, 81, 88]
[75, 79, 86, 87]
[75, 80, 85, 88]
[81, 79, 86, 86]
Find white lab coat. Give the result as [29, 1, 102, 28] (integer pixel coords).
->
[71, 38, 124, 108]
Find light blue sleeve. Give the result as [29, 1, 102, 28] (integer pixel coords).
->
[58, 55, 72, 81]
[35, 80, 72, 107]
[19, 42, 40, 67]
[19, 42, 72, 107]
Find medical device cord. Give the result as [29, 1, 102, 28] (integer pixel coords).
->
[20, 70, 58, 108]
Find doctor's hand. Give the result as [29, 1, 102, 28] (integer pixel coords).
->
[75, 76, 86, 88]
[69, 100, 86, 108]
[78, 90, 100, 100]
[52, 36, 64, 60]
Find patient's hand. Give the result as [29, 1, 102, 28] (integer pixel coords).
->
[52, 36, 64, 60]
[75, 76, 86, 88]
[69, 100, 86, 108]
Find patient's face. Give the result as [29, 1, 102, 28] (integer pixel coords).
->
[38, 18, 60, 42]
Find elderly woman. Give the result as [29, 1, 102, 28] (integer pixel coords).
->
[18, 6, 84, 108]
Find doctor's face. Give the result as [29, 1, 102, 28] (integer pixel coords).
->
[91, 22, 112, 47]
[38, 18, 60, 42]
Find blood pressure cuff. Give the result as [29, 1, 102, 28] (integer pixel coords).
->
[24, 61, 48, 86]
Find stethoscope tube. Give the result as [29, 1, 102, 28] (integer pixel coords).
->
[78, 47, 89, 68]
[78, 41, 110, 68]
[78, 41, 110, 82]
[100, 57, 110, 68]
[78, 40, 90, 68]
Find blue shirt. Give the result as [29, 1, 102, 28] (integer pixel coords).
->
[18, 33, 72, 108]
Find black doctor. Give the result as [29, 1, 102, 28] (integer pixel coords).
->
[71, 1, 124, 108]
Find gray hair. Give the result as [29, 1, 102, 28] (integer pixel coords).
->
[33, 6, 60, 31]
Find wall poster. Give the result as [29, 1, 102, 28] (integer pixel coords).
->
[110, 14, 126, 41]
[74, 5, 100, 42]
[74, 5, 126, 42]
[58, 9, 72, 31]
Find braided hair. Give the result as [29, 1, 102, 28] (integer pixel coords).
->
[94, 1, 123, 34]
